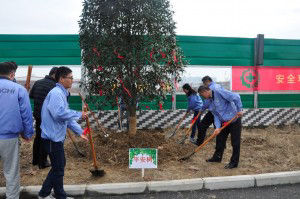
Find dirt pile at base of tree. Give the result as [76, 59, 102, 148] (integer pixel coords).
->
[76, 129, 194, 166]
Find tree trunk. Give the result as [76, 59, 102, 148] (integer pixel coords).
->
[128, 106, 137, 136]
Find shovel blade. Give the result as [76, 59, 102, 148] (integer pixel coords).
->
[90, 169, 106, 177]
[177, 135, 188, 145]
[165, 129, 177, 140]
[178, 152, 195, 161]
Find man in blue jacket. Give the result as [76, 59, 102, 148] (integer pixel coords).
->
[194, 76, 223, 146]
[0, 62, 34, 199]
[198, 85, 243, 169]
[38, 66, 88, 199]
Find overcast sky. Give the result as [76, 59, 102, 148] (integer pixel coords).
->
[0, 0, 300, 39]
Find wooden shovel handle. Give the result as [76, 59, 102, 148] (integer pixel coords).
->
[175, 112, 188, 130]
[184, 111, 201, 136]
[25, 65, 32, 91]
[85, 115, 98, 170]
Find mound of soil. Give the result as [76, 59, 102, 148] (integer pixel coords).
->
[0, 125, 299, 186]
[76, 130, 193, 166]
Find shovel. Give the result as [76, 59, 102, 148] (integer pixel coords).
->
[67, 129, 85, 157]
[179, 115, 239, 161]
[177, 112, 201, 144]
[165, 112, 187, 140]
[85, 111, 105, 177]
[79, 92, 108, 136]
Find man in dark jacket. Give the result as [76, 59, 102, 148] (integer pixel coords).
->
[30, 67, 58, 169]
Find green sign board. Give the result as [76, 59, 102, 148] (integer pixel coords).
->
[129, 148, 157, 169]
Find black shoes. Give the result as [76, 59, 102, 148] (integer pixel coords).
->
[39, 161, 51, 169]
[224, 162, 238, 169]
[206, 156, 222, 163]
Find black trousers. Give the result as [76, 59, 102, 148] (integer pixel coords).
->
[214, 117, 242, 165]
[39, 139, 66, 199]
[32, 117, 48, 166]
[196, 111, 215, 145]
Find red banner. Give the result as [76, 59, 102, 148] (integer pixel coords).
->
[232, 66, 300, 91]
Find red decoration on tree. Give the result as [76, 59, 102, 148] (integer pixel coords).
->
[133, 67, 141, 78]
[93, 48, 101, 57]
[114, 50, 124, 59]
[98, 83, 103, 96]
[172, 50, 178, 63]
[159, 103, 163, 110]
[118, 77, 132, 97]
[99, 89, 103, 96]
[159, 50, 166, 58]
[97, 66, 103, 71]
[150, 49, 155, 62]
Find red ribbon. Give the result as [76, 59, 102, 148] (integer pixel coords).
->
[97, 66, 103, 71]
[172, 50, 178, 63]
[83, 128, 90, 135]
[159, 50, 166, 58]
[93, 48, 100, 57]
[172, 96, 174, 102]
[118, 78, 132, 97]
[159, 103, 163, 110]
[114, 50, 124, 59]
[133, 67, 141, 78]
[150, 49, 155, 62]
[98, 84, 103, 96]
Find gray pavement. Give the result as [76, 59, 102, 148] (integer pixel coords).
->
[1, 171, 300, 198]
[82, 183, 300, 199]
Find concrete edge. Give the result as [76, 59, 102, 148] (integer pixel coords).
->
[0, 170, 299, 197]
[147, 178, 203, 192]
[203, 175, 255, 190]
[253, 171, 300, 187]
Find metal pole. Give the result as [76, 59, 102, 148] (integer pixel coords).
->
[254, 34, 264, 109]
[172, 75, 176, 110]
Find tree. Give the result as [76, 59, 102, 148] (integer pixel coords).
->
[79, 0, 187, 136]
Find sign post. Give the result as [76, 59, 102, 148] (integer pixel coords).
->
[129, 148, 157, 178]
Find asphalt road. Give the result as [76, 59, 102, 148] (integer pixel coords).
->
[81, 183, 300, 199]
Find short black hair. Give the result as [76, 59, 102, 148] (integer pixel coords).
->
[0, 62, 18, 75]
[202, 76, 213, 83]
[198, 85, 210, 93]
[49, 67, 58, 76]
[55, 66, 72, 82]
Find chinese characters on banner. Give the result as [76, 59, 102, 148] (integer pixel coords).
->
[232, 66, 300, 91]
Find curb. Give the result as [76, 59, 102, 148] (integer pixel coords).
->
[1, 170, 299, 198]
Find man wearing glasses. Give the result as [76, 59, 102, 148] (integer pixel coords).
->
[38, 66, 88, 199]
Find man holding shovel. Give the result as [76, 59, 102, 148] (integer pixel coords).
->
[38, 66, 88, 199]
[198, 85, 243, 169]
[194, 76, 223, 146]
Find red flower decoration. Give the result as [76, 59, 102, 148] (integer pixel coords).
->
[93, 48, 100, 57]
[97, 66, 103, 71]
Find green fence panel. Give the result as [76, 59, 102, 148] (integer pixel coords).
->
[264, 38, 300, 66]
